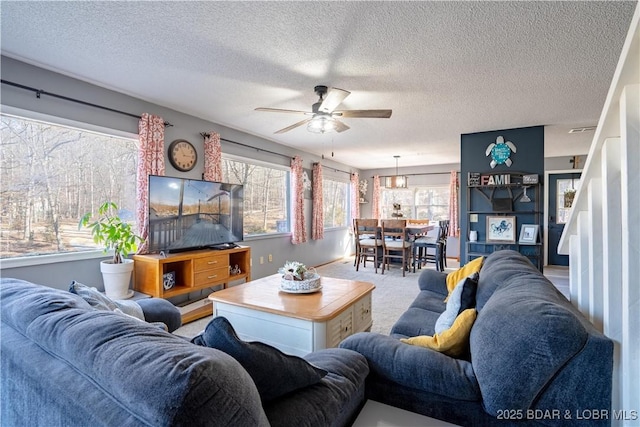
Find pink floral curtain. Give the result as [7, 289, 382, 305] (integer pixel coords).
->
[203, 132, 222, 182]
[448, 170, 460, 237]
[136, 113, 165, 254]
[372, 175, 381, 220]
[312, 163, 324, 240]
[350, 173, 360, 221]
[291, 156, 307, 244]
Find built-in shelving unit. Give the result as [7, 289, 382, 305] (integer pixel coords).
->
[465, 172, 543, 271]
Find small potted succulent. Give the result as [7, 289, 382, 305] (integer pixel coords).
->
[79, 201, 143, 299]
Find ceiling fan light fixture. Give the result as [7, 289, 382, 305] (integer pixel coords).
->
[307, 115, 337, 133]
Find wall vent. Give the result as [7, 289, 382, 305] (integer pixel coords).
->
[568, 126, 597, 133]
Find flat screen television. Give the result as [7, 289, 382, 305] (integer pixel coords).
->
[148, 175, 243, 253]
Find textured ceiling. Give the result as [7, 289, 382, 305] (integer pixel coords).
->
[1, 1, 636, 169]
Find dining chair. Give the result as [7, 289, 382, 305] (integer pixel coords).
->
[380, 219, 412, 277]
[439, 220, 450, 268]
[354, 219, 381, 273]
[412, 221, 447, 272]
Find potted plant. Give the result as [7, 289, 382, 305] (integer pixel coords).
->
[79, 201, 143, 299]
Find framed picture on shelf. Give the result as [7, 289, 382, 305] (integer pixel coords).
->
[519, 224, 539, 245]
[486, 216, 516, 243]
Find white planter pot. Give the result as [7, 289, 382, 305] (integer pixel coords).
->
[100, 259, 134, 299]
[469, 230, 478, 242]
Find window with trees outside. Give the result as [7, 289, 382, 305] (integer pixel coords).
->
[323, 178, 349, 228]
[381, 186, 450, 220]
[221, 157, 289, 235]
[1, 113, 139, 260]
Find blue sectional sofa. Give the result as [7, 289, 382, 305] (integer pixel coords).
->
[1, 278, 369, 427]
[341, 250, 613, 426]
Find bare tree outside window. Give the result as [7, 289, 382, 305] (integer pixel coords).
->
[322, 178, 349, 228]
[221, 157, 289, 235]
[1, 114, 138, 259]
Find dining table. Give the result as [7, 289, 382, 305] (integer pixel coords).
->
[357, 222, 434, 272]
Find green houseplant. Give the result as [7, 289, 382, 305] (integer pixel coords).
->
[79, 201, 143, 299]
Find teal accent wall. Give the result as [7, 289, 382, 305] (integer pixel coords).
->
[460, 125, 544, 265]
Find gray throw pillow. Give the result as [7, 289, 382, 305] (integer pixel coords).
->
[69, 280, 144, 321]
[192, 316, 327, 402]
[434, 272, 478, 334]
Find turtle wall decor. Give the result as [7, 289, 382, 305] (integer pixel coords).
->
[486, 136, 517, 168]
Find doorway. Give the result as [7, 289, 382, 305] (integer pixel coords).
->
[547, 172, 581, 266]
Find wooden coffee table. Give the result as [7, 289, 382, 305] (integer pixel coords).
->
[208, 274, 375, 356]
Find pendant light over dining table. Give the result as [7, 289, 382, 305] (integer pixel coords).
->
[385, 155, 408, 188]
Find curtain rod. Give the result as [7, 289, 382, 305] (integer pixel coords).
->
[1, 79, 173, 127]
[203, 133, 354, 176]
[313, 162, 352, 176]
[201, 133, 293, 160]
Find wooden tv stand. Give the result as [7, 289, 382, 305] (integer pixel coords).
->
[133, 246, 251, 323]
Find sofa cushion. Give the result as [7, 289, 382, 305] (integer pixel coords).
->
[192, 316, 328, 402]
[471, 282, 588, 415]
[475, 249, 532, 311]
[264, 348, 369, 427]
[390, 306, 441, 338]
[401, 308, 477, 358]
[445, 256, 483, 296]
[1, 279, 270, 426]
[434, 273, 478, 334]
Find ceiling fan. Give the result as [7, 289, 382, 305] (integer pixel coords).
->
[255, 85, 392, 134]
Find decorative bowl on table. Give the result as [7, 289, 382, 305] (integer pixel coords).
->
[278, 261, 321, 293]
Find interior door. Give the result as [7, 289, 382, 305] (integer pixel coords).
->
[548, 172, 581, 266]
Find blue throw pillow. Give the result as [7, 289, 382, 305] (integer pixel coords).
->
[434, 272, 478, 334]
[192, 316, 327, 402]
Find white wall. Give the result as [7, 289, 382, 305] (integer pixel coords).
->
[558, 4, 639, 423]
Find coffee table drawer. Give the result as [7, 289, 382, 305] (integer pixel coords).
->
[326, 308, 354, 348]
[354, 293, 373, 332]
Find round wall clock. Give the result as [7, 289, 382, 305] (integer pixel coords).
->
[168, 139, 197, 172]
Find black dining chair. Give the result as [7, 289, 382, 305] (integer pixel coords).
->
[412, 221, 447, 272]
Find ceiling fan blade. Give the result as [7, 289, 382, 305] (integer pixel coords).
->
[319, 87, 350, 114]
[334, 109, 393, 118]
[334, 119, 350, 133]
[255, 107, 311, 115]
[274, 118, 312, 134]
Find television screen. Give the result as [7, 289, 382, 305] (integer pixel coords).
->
[148, 175, 243, 253]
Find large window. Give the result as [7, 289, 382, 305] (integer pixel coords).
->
[1, 113, 138, 259]
[381, 186, 450, 220]
[221, 157, 289, 235]
[322, 178, 349, 228]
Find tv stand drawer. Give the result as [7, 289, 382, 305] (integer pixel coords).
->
[194, 253, 229, 272]
[194, 266, 230, 287]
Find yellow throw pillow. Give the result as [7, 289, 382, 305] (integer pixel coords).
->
[400, 308, 477, 358]
[446, 256, 484, 294]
